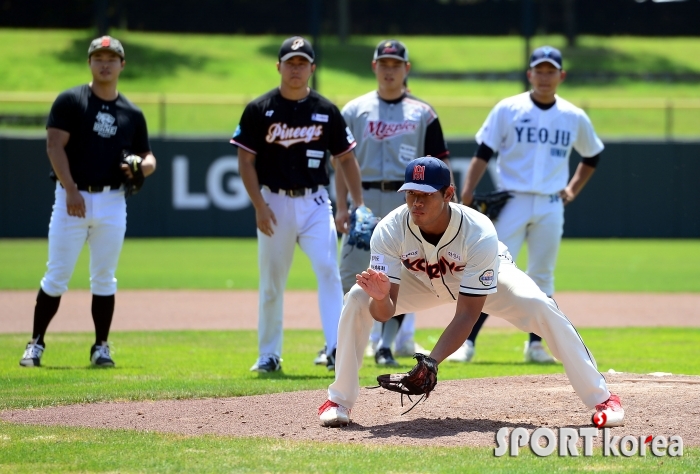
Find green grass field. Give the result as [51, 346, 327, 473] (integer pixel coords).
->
[1, 328, 699, 472]
[1, 238, 699, 471]
[1, 238, 699, 292]
[1, 29, 699, 138]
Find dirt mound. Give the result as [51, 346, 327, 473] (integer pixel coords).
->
[4, 373, 699, 448]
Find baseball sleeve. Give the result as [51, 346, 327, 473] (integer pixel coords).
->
[573, 110, 604, 158]
[424, 118, 449, 159]
[130, 112, 151, 155]
[328, 105, 356, 157]
[475, 101, 506, 151]
[230, 102, 262, 154]
[458, 229, 500, 296]
[369, 217, 404, 284]
[46, 91, 78, 132]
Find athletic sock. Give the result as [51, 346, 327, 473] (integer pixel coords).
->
[91, 294, 115, 345]
[379, 316, 403, 350]
[32, 288, 61, 346]
[466, 312, 489, 346]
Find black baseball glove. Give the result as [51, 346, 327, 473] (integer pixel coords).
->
[122, 153, 145, 198]
[346, 205, 380, 251]
[376, 353, 438, 414]
[470, 191, 513, 221]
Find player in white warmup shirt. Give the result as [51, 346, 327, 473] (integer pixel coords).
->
[456, 46, 603, 364]
[331, 39, 451, 367]
[317, 157, 623, 429]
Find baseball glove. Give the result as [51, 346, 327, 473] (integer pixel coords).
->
[122, 153, 145, 198]
[346, 205, 380, 251]
[470, 191, 513, 221]
[376, 353, 438, 414]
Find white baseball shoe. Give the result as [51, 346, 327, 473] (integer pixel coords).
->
[524, 341, 556, 363]
[592, 394, 625, 427]
[318, 400, 351, 427]
[20, 341, 44, 367]
[445, 340, 475, 362]
[394, 339, 431, 357]
[313, 346, 327, 365]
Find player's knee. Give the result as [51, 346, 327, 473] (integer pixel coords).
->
[40, 279, 67, 297]
[90, 277, 117, 296]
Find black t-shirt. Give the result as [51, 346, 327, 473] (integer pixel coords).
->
[46, 84, 151, 187]
[230, 88, 356, 189]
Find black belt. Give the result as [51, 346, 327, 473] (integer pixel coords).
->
[267, 185, 319, 197]
[61, 183, 122, 193]
[362, 181, 404, 192]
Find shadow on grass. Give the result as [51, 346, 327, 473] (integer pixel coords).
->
[55, 34, 211, 80]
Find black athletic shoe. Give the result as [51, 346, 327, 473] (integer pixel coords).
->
[20, 341, 44, 367]
[375, 347, 399, 367]
[90, 343, 115, 367]
[250, 355, 281, 373]
[326, 348, 337, 372]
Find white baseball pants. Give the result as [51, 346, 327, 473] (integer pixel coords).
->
[41, 183, 126, 297]
[257, 186, 343, 358]
[328, 254, 610, 410]
[494, 192, 564, 296]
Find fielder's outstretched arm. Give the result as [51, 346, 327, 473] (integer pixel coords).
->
[429, 294, 486, 364]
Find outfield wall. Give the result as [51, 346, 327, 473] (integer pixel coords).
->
[1, 136, 698, 238]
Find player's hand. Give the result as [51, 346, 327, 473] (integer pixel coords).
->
[120, 162, 134, 179]
[334, 208, 350, 234]
[356, 267, 391, 301]
[559, 187, 575, 206]
[255, 204, 277, 237]
[65, 185, 86, 218]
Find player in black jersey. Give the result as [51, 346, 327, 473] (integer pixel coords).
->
[19, 36, 157, 368]
[230, 36, 365, 373]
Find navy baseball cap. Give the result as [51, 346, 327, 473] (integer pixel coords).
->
[88, 36, 125, 59]
[398, 157, 451, 193]
[374, 39, 408, 62]
[279, 36, 315, 63]
[529, 46, 562, 69]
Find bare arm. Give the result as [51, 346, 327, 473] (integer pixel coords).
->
[429, 294, 487, 364]
[460, 156, 489, 206]
[335, 150, 364, 208]
[47, 127, 85, 218]
[560, 162, 596, 205]
[333, 163, 351, 234]
[237, 148, 277, 236]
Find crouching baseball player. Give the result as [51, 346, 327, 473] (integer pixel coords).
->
[318, 157, 624, 428]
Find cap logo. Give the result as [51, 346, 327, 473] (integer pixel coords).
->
[542, 46, 553, 57]
[101, 36, 111, 47]
[412, 165, 426, 181]
[291, 38, 304, 50]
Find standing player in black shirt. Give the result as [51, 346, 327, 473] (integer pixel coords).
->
[231, 36, 365, 373]
[19, 36, 156, 368]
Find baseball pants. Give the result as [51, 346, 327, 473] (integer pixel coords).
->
[257, 186, 343, 358]
[41, 183, 126, 297]
[328, 253, 610, 410]
[494, 192, 564, 296]
[340, 187, 415, 347]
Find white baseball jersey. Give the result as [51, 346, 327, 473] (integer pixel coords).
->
[476, 92, 604, 195]
[370, 203, 504, 299]
[342, 92, 446, 181]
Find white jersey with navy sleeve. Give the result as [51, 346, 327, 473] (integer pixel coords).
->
[369, 203, 501, 299]
[476, 92, 603, 195]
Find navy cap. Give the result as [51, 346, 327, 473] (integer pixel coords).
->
[279, 36, 315, 63]
[374, 39, 408, 62]
[529, 46, 562, 69]
[88, 36, 125, 59]
[398, 157, 451, 193]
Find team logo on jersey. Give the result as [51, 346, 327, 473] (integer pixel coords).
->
[311, 113, 328, 122]
[345, 126, 355, 144]
[412, 165, 425, 181]
[400, 249, 418, 260]
[447, 250, 461, 261]
[363, 120, 418, 140]
[265, 110, 274, 117]
[479, 269, 495, 287]
[265, 123, 323, 148]
[515, 126, 571, 147]
[402, 256, 466, 280]
[93, 111, 117, 138]
[232, 125, 241, 138]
